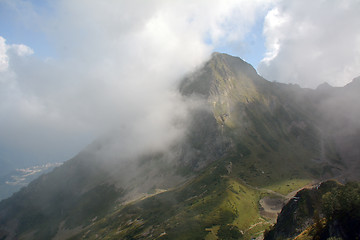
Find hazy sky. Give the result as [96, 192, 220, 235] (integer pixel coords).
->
[0, 0, 359, 167]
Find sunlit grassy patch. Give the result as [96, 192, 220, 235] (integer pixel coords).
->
[264, 179, 312, 195]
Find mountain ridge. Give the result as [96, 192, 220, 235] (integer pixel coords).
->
[0, 53, 359, 240]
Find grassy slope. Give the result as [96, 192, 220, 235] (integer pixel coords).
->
[71, 153, 317, 240]
[70, 157, 270, 240]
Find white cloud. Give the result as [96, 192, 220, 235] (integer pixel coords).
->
[4, 0, 359, 168]
[259, 0, 360, 88]
[0, 0, 271, 166]
[261, 7, 288, 63]
[0, 36, 34, 73]
[10, 44, 34, 56]
[0, 37, 9, 72]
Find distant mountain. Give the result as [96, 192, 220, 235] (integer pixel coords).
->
[0, 53, 359, 240]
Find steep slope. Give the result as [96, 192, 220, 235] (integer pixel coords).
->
[264, 181, 360, 240]
[313, 77, 360, 181]
[0, 53, 358, 240]
[181, 53, 339, 186]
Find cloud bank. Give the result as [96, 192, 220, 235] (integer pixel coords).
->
[259, 0, 360, 88]
[2, 0, 359, 167]
[0, 0, 270, 166]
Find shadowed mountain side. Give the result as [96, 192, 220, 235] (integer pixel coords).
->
[0, 106, 230, 239]
[315, 78, 360, 181]
[181, 53, 342, 184]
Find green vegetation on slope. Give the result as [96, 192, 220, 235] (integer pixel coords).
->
[70, 157, 274, 240]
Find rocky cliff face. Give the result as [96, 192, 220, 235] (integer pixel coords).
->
[264, 180, 360, 240]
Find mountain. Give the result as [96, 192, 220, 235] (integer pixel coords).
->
[0, 53, 359, 240]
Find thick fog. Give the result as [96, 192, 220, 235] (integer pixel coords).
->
[0, 0, 269, 166]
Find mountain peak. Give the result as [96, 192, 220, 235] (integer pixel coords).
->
[211, 52, 257, 74]
[179, 52, 261, 97]
[345, 75, 360, 88]
[316, 81, 332, 90]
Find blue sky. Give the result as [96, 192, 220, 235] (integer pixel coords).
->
[0, 0, 56, 58]
[214, 15, 266, 69]
[0, 0, 267, 67]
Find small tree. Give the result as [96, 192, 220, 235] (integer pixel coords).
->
[217, 224, 243, 240]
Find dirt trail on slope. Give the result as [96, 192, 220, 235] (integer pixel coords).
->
[259, 181, 319, 222]
[259, 197, 284, 221]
